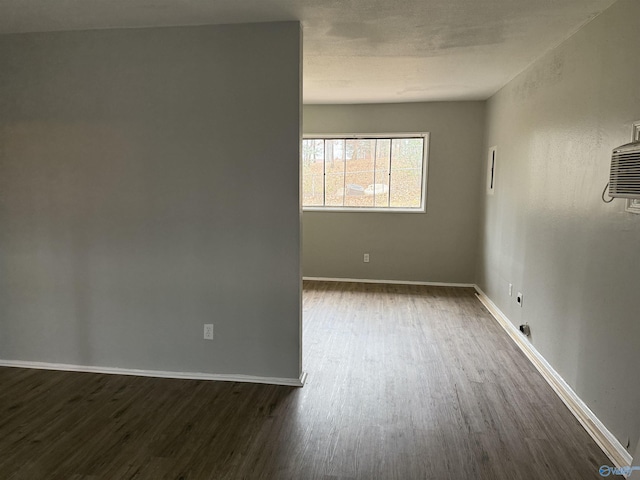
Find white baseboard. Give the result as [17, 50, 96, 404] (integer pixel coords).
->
[0, 359, 307, 388]
[1, 285, 627, 470]
[474, 286, 632, 470]
[303, 276, 475, 288]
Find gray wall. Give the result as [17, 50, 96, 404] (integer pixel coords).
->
[478, 0, 640, 453]
[303, 102, 485, 283]
[0, 23, 302, 380]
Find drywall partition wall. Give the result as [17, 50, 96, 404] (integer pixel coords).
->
[0, 23, 302, 382]
[303, 102, 485, 283]
[478, 0, 640, 454]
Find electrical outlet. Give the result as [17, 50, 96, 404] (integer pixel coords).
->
[363, 253, 370, 263]
[204, 324, 214, 340]
[508, 283, 513, 296]
[516, 293, 523, 307]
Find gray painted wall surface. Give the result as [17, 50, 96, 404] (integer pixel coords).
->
[303, 102, 485, 283]
[478, 0, 640, 453]
[0, 23, 302, 380]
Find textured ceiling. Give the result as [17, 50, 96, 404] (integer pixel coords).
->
[0, 0, 618, 103]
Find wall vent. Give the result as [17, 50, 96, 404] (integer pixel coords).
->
[626, 123, 640, 213]
[609, 141, 640, 199]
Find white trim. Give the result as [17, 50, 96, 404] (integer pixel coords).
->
[303, 276, 475, 288]
[631, 442, 640, 479]
[474, 286, 632, 470]
[304, 132, 427, 139]
[0, 359, 307, 388]
[304, 207, 425, 214]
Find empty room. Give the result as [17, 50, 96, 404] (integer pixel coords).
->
[0, 0, 639, 479]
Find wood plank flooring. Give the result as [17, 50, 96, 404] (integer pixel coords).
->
[0, 281, 617, 479]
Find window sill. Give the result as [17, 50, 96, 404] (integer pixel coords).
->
[303, 207, 426, 214]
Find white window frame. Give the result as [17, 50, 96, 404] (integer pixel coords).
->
[626, 123, 640, 214]
[302, 133, 429, 213]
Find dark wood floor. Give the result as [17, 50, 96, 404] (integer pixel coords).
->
[0, 281, 616, 479]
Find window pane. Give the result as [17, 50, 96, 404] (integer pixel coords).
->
[374, 139, 391, 207]
[302, 139, 325, 206]
[324, 140, 346, 206]
[344, 139, 375, 207]
[301, 135, 426, 210]
[390, 138, 423, 208]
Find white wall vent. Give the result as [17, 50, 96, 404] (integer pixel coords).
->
[626, 123, 640, 214]
[609, 141, 640, 199]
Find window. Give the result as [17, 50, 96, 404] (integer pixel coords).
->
[302, 134, 429, 212]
